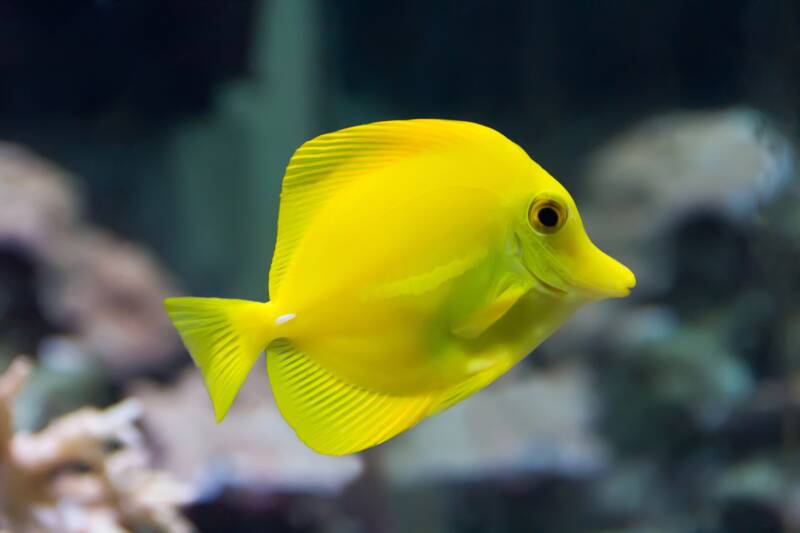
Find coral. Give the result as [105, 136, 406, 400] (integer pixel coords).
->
[0, 357, 195, 533]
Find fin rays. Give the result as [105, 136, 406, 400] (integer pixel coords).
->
[267, 340, 435, 455]
[164, 297, 274, 422]
[268, 119, 504, 299]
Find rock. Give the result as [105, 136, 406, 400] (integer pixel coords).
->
[0, 144, 82, 264]
[0, 145, 80, 355]
[0, 248, 52, 356]
[591, 459, 665, 523]
[0, 144, 181, 375]
[383, 365, 606, 485]
[43, 230, 180, 375]
[776, 312, 800, 375]
[598, 318, 753, 453]
[13, 337, 108, 431]
[718, 377, 800, 453]
[131, 364, 363, 497]
[785, 486, 800, 533]
[580, 109, 795, 295]
[713, 456, 786, 504]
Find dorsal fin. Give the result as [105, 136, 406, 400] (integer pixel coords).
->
[267, 119, 503, 299]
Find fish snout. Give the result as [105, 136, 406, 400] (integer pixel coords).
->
[567, 241, 636, 299]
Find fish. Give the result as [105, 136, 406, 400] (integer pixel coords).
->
[164, 119, 635, 455]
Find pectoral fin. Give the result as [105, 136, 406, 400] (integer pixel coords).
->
[451, 278, 531, 339]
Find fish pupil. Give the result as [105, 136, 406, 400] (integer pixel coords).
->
[537, 207, 559, 228]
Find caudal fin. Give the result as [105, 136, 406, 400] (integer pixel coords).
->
[164, 297, 274, 422]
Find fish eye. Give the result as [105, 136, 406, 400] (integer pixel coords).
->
[529, 197, 567, 234]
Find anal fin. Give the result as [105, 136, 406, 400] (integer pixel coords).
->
[267, 341, 435, 455]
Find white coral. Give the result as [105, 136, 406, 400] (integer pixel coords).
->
[0, 357, 196, 533]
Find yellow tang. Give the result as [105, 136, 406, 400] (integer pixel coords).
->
[165, 119, 635, 455]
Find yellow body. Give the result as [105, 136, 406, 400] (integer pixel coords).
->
[165, 120, 635, 455]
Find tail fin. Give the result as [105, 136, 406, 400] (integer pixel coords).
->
[164, 297, 275, 422]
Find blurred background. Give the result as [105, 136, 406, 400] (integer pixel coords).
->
[0, 0, 798, 531]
